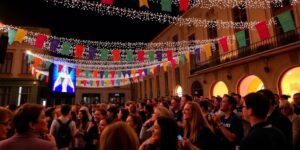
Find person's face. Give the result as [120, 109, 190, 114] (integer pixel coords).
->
[220, 97, 230, 112]
[242, 99, 250, 121]
[117, 110, 123, 120]
[183, 104, 192, 120]
[93, 111, 101, 122]
[98, 119, 107, 133]
[293, 94, 300, 105]
[32, 110, 48, 134]
[151, 120, 161, 140]
[77, 111, 83, 120]
[279, 105, 291, 116]
[171, 99, 178, 109]
[180, 97, 187, 108]
[0, 116, 11, 140]
[126, 116, 136, 129]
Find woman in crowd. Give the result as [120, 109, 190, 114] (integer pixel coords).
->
[181, 102, 221, 150]
[85, 108, 102, 150]
[0, 103, 57, 150]
[100, 122, 139, 150]
[0, 107, 13, 141]
[118, 108, 129, 122]
[74, 109, 89, 149]
[279, 101, 300, 150]
[98, 118, 112, 135]
[126, 114, 143, 135]
[139, 116, 178, 150]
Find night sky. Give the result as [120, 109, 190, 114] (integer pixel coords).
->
[0, 0, 179, 42]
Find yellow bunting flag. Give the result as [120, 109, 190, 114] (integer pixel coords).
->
[77, 80, 81, 86]
[105, 80, 110, 86]
[163, 63, 168, 72]
[14, 29, 27, 43]
[36, 72, 40, 79]
[131, 69, 136, 77]
[185, 52, 190, 62]
[203, 43, 212, 58]
[139, 0, 149, 8]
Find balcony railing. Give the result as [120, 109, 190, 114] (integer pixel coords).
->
[190, 28, 300, 74]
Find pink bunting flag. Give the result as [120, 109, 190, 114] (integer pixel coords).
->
[137, 50, 145, 62]
[75, 45, 84, 58]
[110, 70, 116, 78]
[179, 0, 189, 12]
[138, 69, 143, 78]
[219, 37, 229, 53]
[83, 80, 87, 86]
[101, 0, 113, 5]
[58, 64, 63, 72]
[255, 21, 270, 40]
[35, 34, 47, 49]
[111, 80, 115, 86]
[96, 80, 100, 87]
[46, 76, 49, 83]
[166, 50, 173, 61]
[170, 59, 176, 68]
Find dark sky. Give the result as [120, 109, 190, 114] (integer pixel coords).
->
[0, 0, 177, 42]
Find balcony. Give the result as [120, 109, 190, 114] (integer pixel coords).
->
[190, 28, 300, 74]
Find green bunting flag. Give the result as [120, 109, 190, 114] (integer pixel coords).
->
[27, 55, 33, 64]
[44, 61, 52, 69]
[277, 11, 295, 32]
[117, 71, 122, 78]
[89, 80, 93, 86]
[40, 74, 45, 80]
[235, 30, 247, 48]
[148, 51, 155, 61]
[126, 51, 134, 61]
[100, 49, 108, 61]
[180, 54, 186, 64]
[85, 70, 90, 77]
[60, 77, 65, 83]
[61, 42, 71, 56]
[161, 0, 172, 12]
[104, 71, 109, 78]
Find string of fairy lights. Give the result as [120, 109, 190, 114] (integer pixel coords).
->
[42, 0, 285, 27]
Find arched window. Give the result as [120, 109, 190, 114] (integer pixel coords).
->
[238, 75, 264, 97]
[280, 67, 300, 102]
[212, 81, 228, 97]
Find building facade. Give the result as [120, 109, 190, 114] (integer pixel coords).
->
[135, 0, 300, 101]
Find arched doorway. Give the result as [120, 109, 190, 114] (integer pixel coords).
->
[211, 81, 228, 97]
[238, 75, 264, 97]
[279, 66, 300, 102]
[191, 81, 203, 96]
[175, 85, 183, 97]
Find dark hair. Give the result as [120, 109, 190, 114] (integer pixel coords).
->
[13, 103, 44, 134]
[234, 94, 241, 99]
[128, 114, 142, 134]
[257, 89, 275, 106]
[199, 100, 210, 111]
[107, 106, 118, 120]
[161, 101, 169, 109]
[145, 104, 153, 114]
[156, 117, 178, 150]
[8, 104, 17, 112]
[244, 93, 270, 119]
[224, 94, 237, 110]
[120, 108, 129, 122]
[171, 96, 180, 103]
[182, 94, 193, 101]
[77, 109, 89, 128]
[61, 104, 71, 116]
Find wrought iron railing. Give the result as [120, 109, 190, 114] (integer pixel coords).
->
[190, 28, 300, 74]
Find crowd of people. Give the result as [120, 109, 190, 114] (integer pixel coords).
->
[0, 90, 299, 150]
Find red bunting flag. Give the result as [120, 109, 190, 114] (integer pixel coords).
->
[96, 80, 100, 87]
[170, 59, 176, 68]
[34, 58, 42, 67]
[137, 50, 145, 62]
[101, 0, 113, 5]
[112, 49, 120, 61]
[219, 37, 229, 53]
[166, 50, 173, 61]
[58, 64, 63, 72]
[111, 80, 115, 86]
[76, 68, 81, 76]
[46, 76, 49, 83]
[35, 34, 47, 49]
[179, 0, 189, 12]
[75, 45, 84, 58]
[255, 21, 270, 40]
[110, 70, 116, 78]
[138, 69, 143, 78]
[83, 80, 87, 86]
[93, 70, 98, 78]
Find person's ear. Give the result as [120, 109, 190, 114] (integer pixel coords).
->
[29, 122, 36, 130]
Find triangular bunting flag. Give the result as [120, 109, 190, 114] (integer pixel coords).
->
[61, 42, 71, 56]
[277, 10, 295, 32]
[139, 0, 149, 8]
[117, 71, 122, 78]
[50, 39, 60, 52]
[85, 70, 90, 77]
[44, 61, 52, 69]
[8, 29, 16, 44]
[110, 70, 116, 78]
[179, 0, 189, 12]
[219, 37, 229, 53]
[89, 47, 96, 59]
[58, 64, 63, 72]
[170, 59, 176, 68]
[35, 34, 47, 49]
[156, 51, 162, 61]
[75, 44, 84, 58]
[166, 50, 173, 61]
[100, 49, 108, 61]
[112, 49, 120, 61]
[161, 0, 172, 12]
[235, 30, 247, 48]
[14, 29, 27, 43]
[185, 52, 190, 62]
[203, 44, 212, 58]
[111, 80, 115, 86]
[148, 51, 155, 61]
[255, 21, 271, 40]
[137, 50, 145, 62]
[101, 0, 113, 5]
[83, 80, 87, 86]
[180, 54, 186, 64]
[76, 68, 81, 76]
[104, 71, 109, 78]
[126, 51, 134, 61]
[100, 71, 105, 78]
[93, 70, 98, 78]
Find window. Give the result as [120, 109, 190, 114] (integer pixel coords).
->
[0, 52, 13, 74]
[156, 75, 160, 98]
[21, 53, 31, 74]
[175, 67, 180, 85]
[150, 78, 153, 98]
[164, 72, 169, 96]
[0, 87, 11, 105]
[82, 93, 100, 104]
[232, 3, 250, 47]
[18, 87, 31, 106]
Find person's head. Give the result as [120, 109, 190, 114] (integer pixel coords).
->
[280, 95, 290, 101]
[257, 89, 275, 106]
[183, 102, 206, 142]
[274, 94, 280, 106]
[118, 108, 129, 122]
[98, 118, 112, 133]
[144, 104, 153, 114]
[279, 101, 294, 117]
[180, 94, 193, 109]
[77, 109, 89, 125]
[93, 109, 103, 123]
[126, 114, 142, 134]
[242, 93, 270, 122]
[7, 104, 17, 113]
[61, 104, 71, 116]
[213, 96, 222, 109]
[107, 106, 118, 120]
[233, 94, 242, 105]
[0, 107, 13, 140]
[293, 93, 300, 105]
[152, 106, 172, 120]
[13, 103, 48, 134]
[100, 122, 139, 150]
[220, 94, 237, 112]
[151, 117, 178, 150]
[129, 103, 137, 114]
[199, 100, 210, 113]
[171, 96, 180, 110]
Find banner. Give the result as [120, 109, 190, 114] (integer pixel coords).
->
[219, 37, 229, 53]
[35, 34, 47, 48]
[255, 21, 270, 40]
[161, 0, 171, 12]
[277, 11, 295, 32]
[100, 49, 108, 61]
[14, 29, 27, 43]
[179, 0, 189, 12]
[203, 44, 212, 58]
[235, 30, 247, 48]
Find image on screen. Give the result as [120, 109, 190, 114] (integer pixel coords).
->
[51, 64, 76, 93]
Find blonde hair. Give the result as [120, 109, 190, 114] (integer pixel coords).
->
[100, 122, 139, 150]
[183, 102, 207, 143]
[155, 106, 172, 118]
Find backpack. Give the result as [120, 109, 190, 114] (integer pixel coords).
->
[55, 119, 72, 148]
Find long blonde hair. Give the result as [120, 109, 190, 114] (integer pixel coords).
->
[183, 102, 207, 142]
[100, 122, 139, 150]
